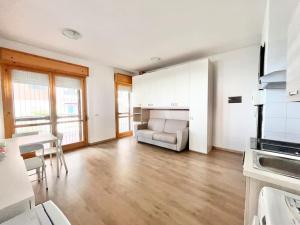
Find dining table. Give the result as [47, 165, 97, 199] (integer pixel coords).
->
[14, 133, 61, 177]
[0, 133, 61, 223]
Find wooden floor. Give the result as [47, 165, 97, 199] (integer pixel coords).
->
[33, 137, 245, 225]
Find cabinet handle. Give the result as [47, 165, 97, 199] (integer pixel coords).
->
[289, 90, 299, 96]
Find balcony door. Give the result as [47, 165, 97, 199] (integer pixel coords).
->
[8, 68, 87, 149]
[115, 74, 133, 138]
[54, 76, 86, 147]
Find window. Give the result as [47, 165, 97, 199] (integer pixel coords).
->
[0, 48, 88, 150]
[9, 70, 86, 148]
[12, 70, 51, 134]
[55, 76, 84, 145]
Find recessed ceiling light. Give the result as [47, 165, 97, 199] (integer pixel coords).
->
[150, 57, 161, 63]
[62, 28, 81, 40]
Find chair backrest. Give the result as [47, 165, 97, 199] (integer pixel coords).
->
[56, 132, 64, 147]
[19, 143, 44, 155]
[13, 131, 39, 138]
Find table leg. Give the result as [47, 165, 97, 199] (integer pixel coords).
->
[56, 140, 60, 177]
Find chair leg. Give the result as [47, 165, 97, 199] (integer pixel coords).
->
[41, 166, 44, 180]
[43, 165, 48, 191]
[37, 168, 41, 182]
[59, 151, 63, 166]
[60, 151, 68, 174]
[50, 153, 52, 166]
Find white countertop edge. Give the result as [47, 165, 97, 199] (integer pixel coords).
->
[243, 149, 300, 191]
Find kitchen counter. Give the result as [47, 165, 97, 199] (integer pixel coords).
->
[243, 148, 300, 190]
[243, 148, 300, 225]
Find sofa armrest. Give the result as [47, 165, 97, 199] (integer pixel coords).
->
[176, 127, 189, 151]
[135, 123, 148, 130]
[133, 123, 148, 139]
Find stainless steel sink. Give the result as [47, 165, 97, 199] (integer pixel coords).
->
[253, 151, 300, 179]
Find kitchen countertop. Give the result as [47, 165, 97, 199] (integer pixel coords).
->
[243, 148, 300, 191]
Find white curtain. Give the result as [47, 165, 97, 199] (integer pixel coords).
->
[12, 70, 49, 86]
[55, 76, 81, 89]
[118, 85, 131, 92]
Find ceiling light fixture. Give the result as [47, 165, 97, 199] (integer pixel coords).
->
[62, 28, 81, 40]
[150, 57, 161, 63]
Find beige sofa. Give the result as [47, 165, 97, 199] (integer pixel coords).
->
[134, 118, 189, 151]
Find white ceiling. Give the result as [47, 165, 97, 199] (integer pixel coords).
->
[0, 0, 266, 72]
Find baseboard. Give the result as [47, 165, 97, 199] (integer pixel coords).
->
[213, 146, 243, 154]
[88, 138, 116, 146]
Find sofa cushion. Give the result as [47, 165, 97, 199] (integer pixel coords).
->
[153, 132, 177, 144]
[148, 118, 165, 132]
[136, 129, 155, 139]
[163, 119, 188, 134]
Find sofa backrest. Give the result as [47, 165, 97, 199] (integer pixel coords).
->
[163, 119, 188, 134]
[148, 118, 165, 132]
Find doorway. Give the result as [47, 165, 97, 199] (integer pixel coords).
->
[115, 74, 133, 138]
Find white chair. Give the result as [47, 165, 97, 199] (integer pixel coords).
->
[19, 143, 48, 191]
[37, 132, 68, 173]
[12, 131, 39, 138]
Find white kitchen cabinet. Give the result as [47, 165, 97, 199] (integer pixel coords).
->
[262, 0, 299, 75]
[287, 2, 300, 101]
[188, 59, 213, 154]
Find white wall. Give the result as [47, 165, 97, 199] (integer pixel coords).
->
[0, 38, 116, 143]
[210, 46, 259, 152]
[87, 65, 116, 143]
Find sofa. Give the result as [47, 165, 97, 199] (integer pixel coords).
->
[134, 118, 189, 151]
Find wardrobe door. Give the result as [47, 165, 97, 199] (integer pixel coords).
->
[189, 59, 209, 153]
[174, 64, 190, 108]
[132, 76, 141, 107]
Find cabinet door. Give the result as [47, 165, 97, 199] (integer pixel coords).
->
[263, 0, 299, 74]
[287, 2, 300, 101]
[132, 76, 144, 107]
[189, 59, 209, 153]
[141, 74, 153, 107]
[163, 67, 177, 107]
[175, 64, 190, 108]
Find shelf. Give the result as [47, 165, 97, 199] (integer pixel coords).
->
[141, 107, 189, 110]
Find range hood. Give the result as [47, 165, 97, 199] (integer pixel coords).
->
[260, 70, 286, 89]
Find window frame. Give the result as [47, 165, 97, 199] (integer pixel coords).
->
[1, 64, 88, 151]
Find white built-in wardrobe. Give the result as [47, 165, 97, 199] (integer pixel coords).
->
[132, 58, 213, 154]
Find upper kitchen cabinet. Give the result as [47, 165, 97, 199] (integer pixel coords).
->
[262, 0, 299, 75]
[287, 2, 300, 101]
